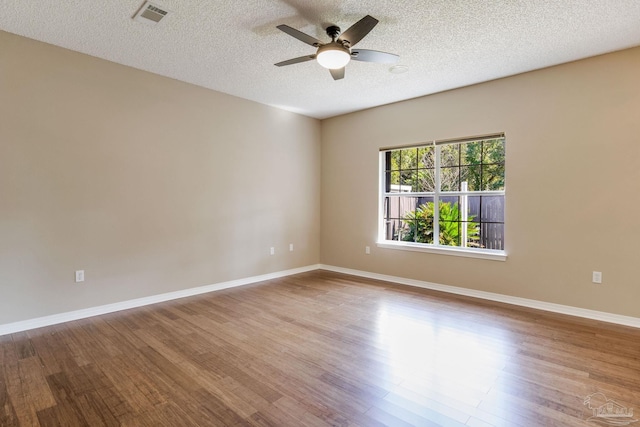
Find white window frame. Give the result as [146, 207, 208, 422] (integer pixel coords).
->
[377, 134, 507, 261]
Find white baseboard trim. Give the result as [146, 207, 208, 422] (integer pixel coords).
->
[4, 263, 638, 336]
[320, 264, 640, 329]
[0, 264, 321, 336]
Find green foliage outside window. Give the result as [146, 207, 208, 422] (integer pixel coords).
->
[387, 139, 504, 193]
[401, 201, 479, 247]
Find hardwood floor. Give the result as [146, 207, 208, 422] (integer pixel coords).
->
[1, 270, 639, 426]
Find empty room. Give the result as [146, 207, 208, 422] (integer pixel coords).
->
[1, 1, 640, 426]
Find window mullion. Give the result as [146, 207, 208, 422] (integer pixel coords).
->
[480, 141, 484, 191]
[413, 148, 418, 243]
[379, 152, 386, 241]
[434, 145, 441, 246]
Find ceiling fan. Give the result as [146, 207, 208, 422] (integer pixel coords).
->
[275, 15, 399, 80]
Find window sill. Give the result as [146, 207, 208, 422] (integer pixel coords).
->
[376, 241, 507, 261]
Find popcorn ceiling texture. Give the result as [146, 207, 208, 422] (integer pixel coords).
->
[1, 0, 639, 119]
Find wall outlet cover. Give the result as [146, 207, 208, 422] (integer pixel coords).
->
[75, 270, 85, 283]
[592, 271, 602, 284]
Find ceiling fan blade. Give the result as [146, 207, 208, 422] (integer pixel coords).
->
[275, 55, 316, 67]
[330, 67, 345, 80]
[351, 49, 399, 64]
[337, 15, 378, 47]
[276, 24, 323, 47]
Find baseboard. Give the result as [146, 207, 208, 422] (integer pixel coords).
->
[320, 264, 640, 329]
[0, 264, 321, 336]
[4, 263, 638, 336]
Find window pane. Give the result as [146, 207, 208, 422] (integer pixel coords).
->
[438, 198, 461, 247]
[399, 219, 418, 242]
[460, 141, 482, 165]
[482, 164, 505, 190]
[463, 196, 479, 223]
[415, 168, 435, 192]
[440, 167, 459, 191]
[401, 148, 417, 170]
[387, 172, 400, 193]
[466, 196, 505, 222]
[439, 221, 461, 246]
[437, 198, 483, 248]
[479, 195, 505, 222]
[390, 151, 401, 171]
[385, 219, 402, 241]
[439, 197, 462, 221]
[465, 196, 505, 249]
[459, 165, 481, 191]
[464, 221, 481, 248]
[466, 196, 481, 222]
[384, 196, 398, 220]
[398, 196, 417, 218]
[440, 144, 460, 167]
[416, 197, 435, 208]
[483, 139, 505, 164]
[480, 223, 505, 250]
[439, 219, 482, 248]
[400, 170, 417, 191]
[417, 146, 435, 168]
[405, 198, 434, 243]
[386, 196, 418, 218]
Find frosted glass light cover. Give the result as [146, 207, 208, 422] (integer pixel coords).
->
[316, 44, 350, 69]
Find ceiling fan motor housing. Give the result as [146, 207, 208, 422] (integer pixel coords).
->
[326, 25, 341, 40]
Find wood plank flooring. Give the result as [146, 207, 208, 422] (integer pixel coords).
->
[1, 270, 639, 426]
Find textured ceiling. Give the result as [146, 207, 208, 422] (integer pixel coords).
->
[2, 0, 640, 119]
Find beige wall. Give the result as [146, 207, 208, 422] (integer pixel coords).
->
[2, 28, 639, 326]
[0, 31, 321, 324]
[321, 47, 640, 318]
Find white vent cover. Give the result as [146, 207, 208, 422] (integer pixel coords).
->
[133, 1, 169, 25]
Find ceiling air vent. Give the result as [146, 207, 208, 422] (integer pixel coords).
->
[133, 1, 170, 25]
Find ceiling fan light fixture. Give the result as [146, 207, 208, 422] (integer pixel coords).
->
[275, 15, 398, 80]
[316, 43, 351, 69]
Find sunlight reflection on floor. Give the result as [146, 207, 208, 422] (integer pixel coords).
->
[375, 301, 513, 404]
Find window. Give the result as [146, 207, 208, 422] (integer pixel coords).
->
[379, 134, 506, 260]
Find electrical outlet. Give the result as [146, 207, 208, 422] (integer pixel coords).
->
[75, 270, 85, 283]
[365, 246, 370, 254]
[270, 247, 275, 255]
[592, 271, 602, 284]
[289, 243, 294, 252]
